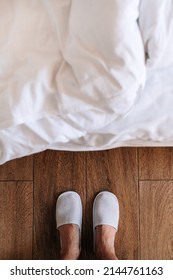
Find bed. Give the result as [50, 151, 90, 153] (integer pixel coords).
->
[0, 0, 173, 165]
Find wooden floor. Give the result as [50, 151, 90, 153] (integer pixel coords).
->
[0, 147, 173, 260]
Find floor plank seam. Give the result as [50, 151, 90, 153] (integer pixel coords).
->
[139, 179, 173, 182]
[0, 180, 33, 182]
[137, 148, 141, 260]
[32, 155, 35, 260]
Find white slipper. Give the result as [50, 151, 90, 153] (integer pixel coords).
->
[93, 191, 119, 249]
[56, 191, 82, 235]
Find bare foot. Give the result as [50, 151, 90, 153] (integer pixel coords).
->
[58, 224, 80, 260]
[95, 225, 118, 260]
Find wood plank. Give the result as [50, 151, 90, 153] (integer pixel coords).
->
[138, 147, 173, 180]
[140, 181, 173, 259]
[33, 150, 86, 260]
[0, 181, 33, 260]
[86, 148, 139, 260]
[0, 156, 33, 181]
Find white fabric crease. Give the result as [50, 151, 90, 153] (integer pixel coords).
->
[0, 0, 173, 164]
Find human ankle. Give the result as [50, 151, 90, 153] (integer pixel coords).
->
[60, 246, 80, 260]
[95, 225, 117, 260]
[58, 224, 80, 260]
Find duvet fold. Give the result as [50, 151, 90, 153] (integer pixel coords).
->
[0, 0, 146, 130]
[0, 0, 173, 164]
[139, 0, 173, 68]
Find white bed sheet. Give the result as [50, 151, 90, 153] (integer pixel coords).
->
[1, 65, 173, 165]
[0, 0, 173, 165]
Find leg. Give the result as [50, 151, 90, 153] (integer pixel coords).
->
[58, 224, 80, 260]
[95, 225, 118, 260]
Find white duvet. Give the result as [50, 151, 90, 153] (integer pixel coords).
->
[0, 0, 173, 164]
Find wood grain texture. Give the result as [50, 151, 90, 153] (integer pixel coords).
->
[86, 148, 139, 260]
[0, 156, 33, 181]
[0, 181, 33, 260]
[138, 148, 173, 180]
[33, 150, 86, 260]
[1, 146, 173, 260]
[139, 181, 173, 260]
